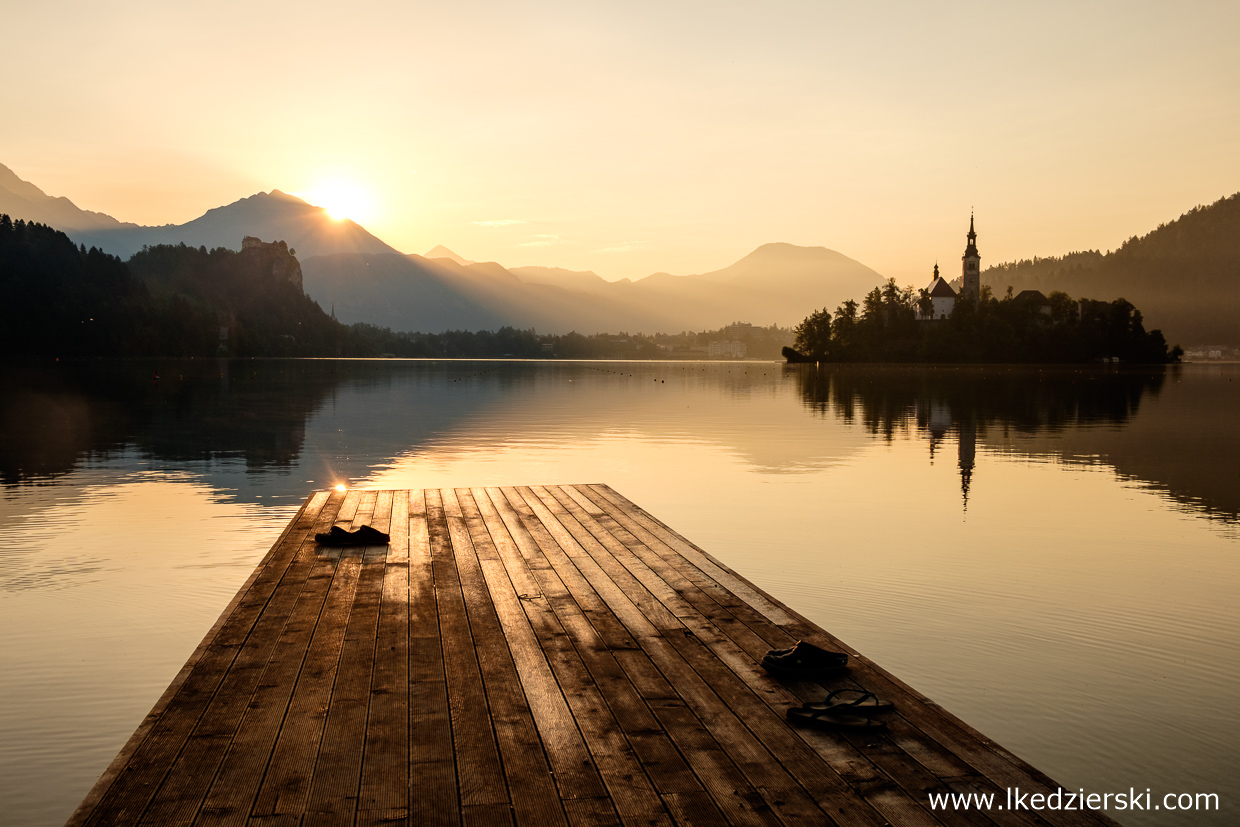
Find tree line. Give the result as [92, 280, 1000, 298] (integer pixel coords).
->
[784, 280, 1181, 364]
[1, 216, 789, 359]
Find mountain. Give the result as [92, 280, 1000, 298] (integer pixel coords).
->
[983, 193, 1240, 345]
[0, 162, 137, 232]
[0, 164, 400, 259]
[303, 254, 692, 333]
[71, 190, 401, 260]
[509, 266, 619, 294]
[424, 245, 474, 265]
[303, 244, 886, 334]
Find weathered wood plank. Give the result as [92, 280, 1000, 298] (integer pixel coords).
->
[425, 489, 509, 812]
[408, 489, 461, 827]
[357, 490, 410, 819]
[461, 488, 606, 801]
[193, 496, 353, 827]
[443, 488, 570, 827]
[479, 487, 680, 827]
[72, 491, 341, 827]
[250, 493, 368, 819]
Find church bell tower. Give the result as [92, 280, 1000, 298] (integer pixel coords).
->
[961, 213, 980, 300]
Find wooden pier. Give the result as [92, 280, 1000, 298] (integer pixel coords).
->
[67, 485, 1117, 827]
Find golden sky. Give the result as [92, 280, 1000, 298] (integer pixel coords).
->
[4, 0, 1238, 282]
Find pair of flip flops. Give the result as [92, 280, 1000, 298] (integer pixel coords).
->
[786, 689, 893, 730]
[762, 640, 848, 677]
[314, 524, 390, 546]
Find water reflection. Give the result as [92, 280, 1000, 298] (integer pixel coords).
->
[1, 359, 1238, 827]
[7, 360, 1236, 526]
[788, 363, 1238, 524]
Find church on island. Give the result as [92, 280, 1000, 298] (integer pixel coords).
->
[918, 215, 1056, 320]
[917, 215, 982, 321]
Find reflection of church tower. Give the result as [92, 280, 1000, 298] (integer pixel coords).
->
[961, 213, 980, 300]
[957, 418, 976, 510]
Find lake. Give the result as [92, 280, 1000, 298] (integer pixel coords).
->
[1, 359, 1236, 826]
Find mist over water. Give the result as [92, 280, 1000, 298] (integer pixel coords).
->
[1, 359, 1236, 826]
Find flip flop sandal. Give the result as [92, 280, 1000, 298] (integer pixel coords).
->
[315, 524, 391, 546]
[786, 706, 886, 730]
[804, 689, 893, 713]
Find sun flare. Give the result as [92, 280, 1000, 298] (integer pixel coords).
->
[302, 179, 375, 223]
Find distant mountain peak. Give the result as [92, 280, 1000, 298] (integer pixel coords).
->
[0, 162, 53, 203]
[0, 161, 134, 231]
[424, 245, 474, 265]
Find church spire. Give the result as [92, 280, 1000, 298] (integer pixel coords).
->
[961, 212, 980, 299]
[963, 212, 978, 258]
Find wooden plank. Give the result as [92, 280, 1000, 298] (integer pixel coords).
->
[442, 488, 570, 827]
[357, 491, 410, 820]
[476, 487, 679, 827]
[302, 511, 392, 826]
[551, 486, 785, 684]
[585, 485, 794, 627]
[566, 485, 795, 655]
[550, 500, 945, 826]
[193, 496, 355, 827]
[74, 491, 341, 827]
[513, 487, 806, 827]
[60, 489, 326, 826]
[425, 489, 509, 812]
[588, 486, 1114, 827]
[492, 487, 728, 825]
[460, 488, 606, 800]
[409, 489, 460, 827]
[250, 493, 368, 819]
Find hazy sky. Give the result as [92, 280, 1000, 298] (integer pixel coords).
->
[4, 0, 1238, 282]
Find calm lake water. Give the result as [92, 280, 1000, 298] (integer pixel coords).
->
[1, 359, 1236, 826]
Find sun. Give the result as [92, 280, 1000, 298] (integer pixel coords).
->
[301, 179, 375, 223]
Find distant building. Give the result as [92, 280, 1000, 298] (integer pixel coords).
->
[707, 339, 747, 358]
[239, 236, 303, 291]
[920, 264, 957, 320]
[725, 322, 756, 337]
[1014, 289, 1053, 316]
[918, 215, 982, 321]
[961, 214, 980, 300]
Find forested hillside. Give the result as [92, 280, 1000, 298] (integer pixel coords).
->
[0, 217, 361, 357]
[983, 194, 1240, 344]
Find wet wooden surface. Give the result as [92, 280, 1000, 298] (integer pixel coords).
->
[67, 485, 1118, 826]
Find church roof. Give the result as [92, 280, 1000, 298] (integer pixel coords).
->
[927, 277, 957, 298]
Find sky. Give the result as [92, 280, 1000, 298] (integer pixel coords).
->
[3, 0, 1239, 282]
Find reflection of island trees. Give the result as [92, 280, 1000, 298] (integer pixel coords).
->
[789, 363, 1239, 526]
[789, 364, 1165, 439]
[0, 361, 349, 485]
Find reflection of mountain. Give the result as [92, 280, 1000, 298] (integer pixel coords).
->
[788, 363, 1239, 523]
